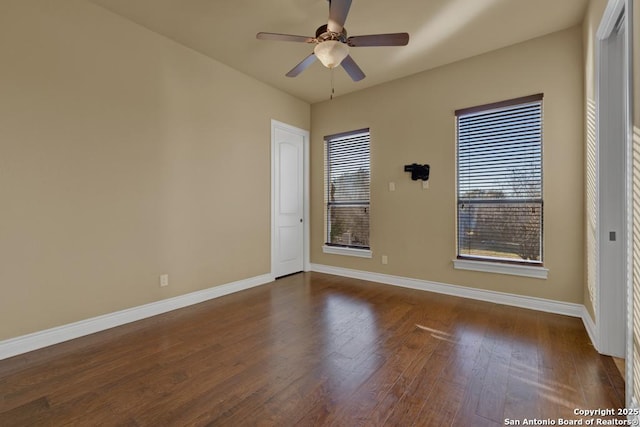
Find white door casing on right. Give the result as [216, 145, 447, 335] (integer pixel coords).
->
[595, 0, 632, 359]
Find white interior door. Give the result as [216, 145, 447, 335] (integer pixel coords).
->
[272, 122, 306, 278]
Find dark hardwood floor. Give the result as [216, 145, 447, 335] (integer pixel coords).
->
[0, 272, 625, 426]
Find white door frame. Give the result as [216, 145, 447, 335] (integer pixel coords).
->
[595, 0, 633, 360]
[271, 120, 310, 278]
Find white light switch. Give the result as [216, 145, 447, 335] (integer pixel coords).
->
[389, 182, 396, 192]
[422, 181, 429, 189]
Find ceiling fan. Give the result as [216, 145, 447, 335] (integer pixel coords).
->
[256, 0, 409, 82]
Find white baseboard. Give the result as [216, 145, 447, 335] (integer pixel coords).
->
[0, 273, 274, 361]
[1, 267, 600, 361]
[310, 263, 584, 318]
[581, 305, 599, 351]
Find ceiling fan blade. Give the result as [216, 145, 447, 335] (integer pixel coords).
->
[256, 32, 315, 43]
[328, 0, 352, 33]
[341, 55, 365, 82]
[286, 53, 317, 77]
[347, 33, 410, 47]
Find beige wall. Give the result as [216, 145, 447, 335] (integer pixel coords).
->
[0, 0, 310, 340]
[311, 26, 585, 303]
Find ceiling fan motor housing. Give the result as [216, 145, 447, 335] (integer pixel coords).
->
[315, 24, 347, 43]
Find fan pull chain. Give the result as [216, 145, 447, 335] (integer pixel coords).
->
[330, 68, 335, 100]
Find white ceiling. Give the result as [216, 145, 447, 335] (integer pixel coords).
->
[87, 0, 589, 104]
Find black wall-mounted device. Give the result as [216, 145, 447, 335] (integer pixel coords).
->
[404, 163, 430, 181]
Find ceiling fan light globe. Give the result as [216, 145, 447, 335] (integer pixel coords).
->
[314, 40, 349, 68]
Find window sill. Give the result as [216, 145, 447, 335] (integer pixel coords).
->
[323, 245, 372, 259]
[453, 258, 548, 279]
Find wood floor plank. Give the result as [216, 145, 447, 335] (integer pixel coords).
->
[503, 310, 542, 421]
[0, 272, 626, 426]
[0, 397, 50, 427]
[363, 297, 461, 426]
[322, 305, 441, 426]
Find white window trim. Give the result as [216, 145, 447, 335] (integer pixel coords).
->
[453, 258, 548, 279]
[323, 245, 372, 258]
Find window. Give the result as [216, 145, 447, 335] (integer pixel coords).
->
[324, 128, 370, 255]
[456, 94, 543, 266]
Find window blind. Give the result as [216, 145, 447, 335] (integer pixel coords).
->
[632, 125, 640, 403]
[325, 129, 370, 249]
[456, 94, 543, 264]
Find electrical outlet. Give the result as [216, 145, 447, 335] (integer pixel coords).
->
[382, 255, 388, 265]
[160, 274, 169, 287]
